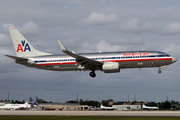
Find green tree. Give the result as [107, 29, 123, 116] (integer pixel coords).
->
[83, 100, 100, 107]
[101, 99, 114, 107]
[66, 100, 78, 103]
[14, 100, 24, 104]
[162, 101, 171, 110]
[79, 99, 84, 105]
[36, 98, 48, 103]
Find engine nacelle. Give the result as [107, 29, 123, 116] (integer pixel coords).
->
[27, 59, 35, 64]
[102, 62, 120, 73]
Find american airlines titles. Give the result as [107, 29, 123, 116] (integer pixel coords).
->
[123, 52, 149, 56]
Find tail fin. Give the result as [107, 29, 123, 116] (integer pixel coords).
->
[24, 102, 29, 105]
[100, 104, 104, 108]
[9, 27, 51, 58]
[32, 97, 38, 105]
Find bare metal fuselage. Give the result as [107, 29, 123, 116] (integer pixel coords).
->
[16, 51, 175, 72]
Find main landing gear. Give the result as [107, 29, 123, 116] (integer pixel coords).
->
[89, 70, 96, 78]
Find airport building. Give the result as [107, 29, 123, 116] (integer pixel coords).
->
[38, 103, 89, 111]
[0, 102, 10, 106]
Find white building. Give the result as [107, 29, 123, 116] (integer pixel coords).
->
[38, 103, 89, 111]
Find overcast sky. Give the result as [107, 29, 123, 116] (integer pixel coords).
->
[0, 0, 180, 103]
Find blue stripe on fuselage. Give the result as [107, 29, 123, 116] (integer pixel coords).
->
[33, 54, 168, 64]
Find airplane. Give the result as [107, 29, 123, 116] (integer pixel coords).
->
[29, 97, 38, 107]
[89, 104, 117, 110]
[0, 102, 31, 110]
[142, 104, 159, 110]
[5, 27, 177, 78]
[100, 104, 117, 110]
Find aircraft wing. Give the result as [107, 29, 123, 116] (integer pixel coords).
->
[58, 40, 103, 69]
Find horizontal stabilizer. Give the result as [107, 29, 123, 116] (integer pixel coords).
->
[5, 55, 28, 61]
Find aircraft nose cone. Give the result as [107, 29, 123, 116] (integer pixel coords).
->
[172, 57, 177, 63]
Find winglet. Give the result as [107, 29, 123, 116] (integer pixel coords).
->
[58, 40, 67, 52]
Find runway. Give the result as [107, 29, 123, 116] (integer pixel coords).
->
[0, 111, 180, 116]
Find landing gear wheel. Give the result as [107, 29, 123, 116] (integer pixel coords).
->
[158, 70, 162, 74]
[89, 71, 96, 78]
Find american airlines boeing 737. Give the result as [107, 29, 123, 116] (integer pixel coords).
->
[6, 27, 177, 78]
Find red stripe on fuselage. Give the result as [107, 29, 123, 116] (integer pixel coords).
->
[104, 57, 172, 62]
[36, 57, 172, 66]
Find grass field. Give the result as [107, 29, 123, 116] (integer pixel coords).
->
[0, 116, 180, 120]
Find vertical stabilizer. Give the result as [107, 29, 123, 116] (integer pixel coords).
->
[9, 27, 51, 58]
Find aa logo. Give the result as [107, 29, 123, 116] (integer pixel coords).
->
[16, 40, 31, 52]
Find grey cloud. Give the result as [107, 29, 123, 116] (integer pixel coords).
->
[81, 40, 123, 53]
[119, 18, 157, 33]
[162, 22, 180, 35]
[163, 44, 180, 59]
[3, 24, 15, 29]
[18, 22, 40, 35]
[80, 12, 118, 25]
[96, 40, 123, 52]
[0, 34, 11, 46]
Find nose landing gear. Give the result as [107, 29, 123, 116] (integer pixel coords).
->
[158, 69, 162, 74]
[158, 66, 167, 74]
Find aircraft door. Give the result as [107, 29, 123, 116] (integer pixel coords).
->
[155, 55, 159, 60]
[155, 55, 160, 65]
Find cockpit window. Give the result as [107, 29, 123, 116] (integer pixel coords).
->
[164, 54, 170, 57]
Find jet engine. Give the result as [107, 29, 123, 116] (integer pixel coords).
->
[102, 62, 120, 73]
[27, 59, 35, 64]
